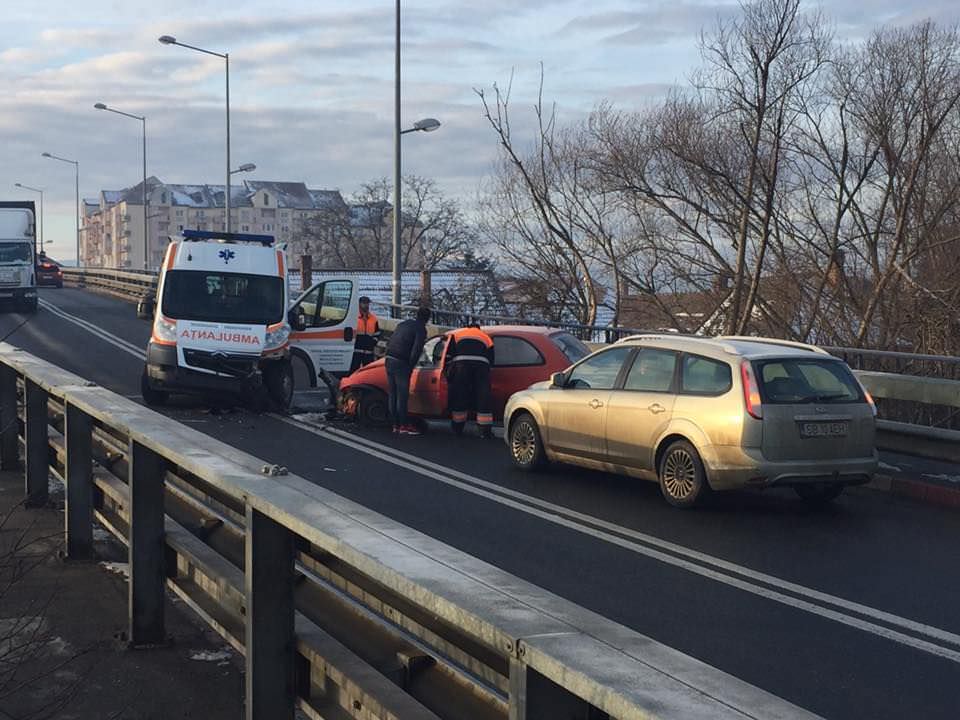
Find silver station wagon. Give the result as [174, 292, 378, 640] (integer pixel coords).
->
[503, 335, 878, 508]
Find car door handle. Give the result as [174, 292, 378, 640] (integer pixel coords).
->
[648, 403, 666, 414]
[589, 399, 604, 410]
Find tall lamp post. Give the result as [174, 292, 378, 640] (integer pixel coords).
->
[228, 164, 256, 230]
[94, 103, 149, 269]
[41, 152, 79, 266]
[14, 183, 43, 253]
[392, 118, 441, 310]
[159, 35, 232, 232]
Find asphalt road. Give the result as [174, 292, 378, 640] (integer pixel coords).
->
[2, 288, 959, 720]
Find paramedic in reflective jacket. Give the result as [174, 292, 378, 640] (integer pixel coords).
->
[445, 324, 495, 438]
[350, 296, 380, 372]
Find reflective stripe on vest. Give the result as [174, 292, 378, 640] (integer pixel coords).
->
[448, 354, 490, 364]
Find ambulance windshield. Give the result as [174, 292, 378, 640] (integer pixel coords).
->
[162, 270, 284, 325]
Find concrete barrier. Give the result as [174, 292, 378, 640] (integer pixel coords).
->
[0, 343, 819, 720]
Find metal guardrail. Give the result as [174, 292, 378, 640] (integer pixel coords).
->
[54, 268, 960, 462]
[0, 344, 817, 720]
[62, 266, 156, 301]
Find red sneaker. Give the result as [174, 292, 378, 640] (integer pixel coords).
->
[399, 424, 422, 436]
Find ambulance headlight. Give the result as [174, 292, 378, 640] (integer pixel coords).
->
[264, 323, 290, 351]
[153, 316, 178, 344]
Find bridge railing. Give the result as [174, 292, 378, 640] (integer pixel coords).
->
[61, 266, 156, 301]
[0, 344, 816, 720]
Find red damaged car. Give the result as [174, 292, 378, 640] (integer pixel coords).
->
[339, 326, 591, 426]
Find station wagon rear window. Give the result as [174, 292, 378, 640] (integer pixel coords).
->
[162, 270, 284, 325]
[755, 359, 863, 405]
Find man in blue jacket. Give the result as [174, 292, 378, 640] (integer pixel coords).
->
[384, 306, 431, 435]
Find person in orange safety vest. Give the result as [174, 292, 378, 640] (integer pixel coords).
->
[350, 296, 380, 373]
[445, 324, 495, 438]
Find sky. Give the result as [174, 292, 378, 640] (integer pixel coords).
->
[2, 0, 959, 261]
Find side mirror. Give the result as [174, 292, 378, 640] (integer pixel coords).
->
[136, 293, 154, 320]
[288, 308, 307, 332]
[343, 326, 354, 342]
[550, 372, 566, 388]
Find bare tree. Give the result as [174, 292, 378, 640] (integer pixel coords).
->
[296, 176, 473, 271]
[476, 68, 605, 325]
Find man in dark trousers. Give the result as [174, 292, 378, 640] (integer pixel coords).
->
[445, 324, 495, 438]
[350, 296, 380, 372]
[384, 306, 431, 435]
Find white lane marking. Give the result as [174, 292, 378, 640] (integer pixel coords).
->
[274, 414, 960, 664]
[33, 304, 960, 664]
[38, 299, 146, 360]
[318, 424, 960, 648]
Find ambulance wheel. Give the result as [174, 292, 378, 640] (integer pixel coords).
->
[357, 390, 389, 427]
[265, 361, 294, 412]
[140, 368, 167, 407]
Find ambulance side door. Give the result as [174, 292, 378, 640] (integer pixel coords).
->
[289, 278, 358, 377]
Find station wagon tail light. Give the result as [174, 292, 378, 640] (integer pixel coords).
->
[740, 360, 763, 419]
[855, 378, 878, 417]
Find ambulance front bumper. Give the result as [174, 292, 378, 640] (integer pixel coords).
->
[145, 342, 264, 396]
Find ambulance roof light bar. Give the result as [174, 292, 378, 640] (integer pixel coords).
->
[181, 229, 274, 246]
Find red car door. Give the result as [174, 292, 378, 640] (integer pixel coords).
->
[408, 335, 449, 417]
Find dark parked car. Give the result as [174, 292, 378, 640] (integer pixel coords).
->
[36, 258, 63, 288]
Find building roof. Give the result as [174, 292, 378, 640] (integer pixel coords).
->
[94, 178, 345, 211]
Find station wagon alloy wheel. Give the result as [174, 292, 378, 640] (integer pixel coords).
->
[658, 440, 710, 508]
[510, 413, 545, 471]
[663, 448, 696, 499]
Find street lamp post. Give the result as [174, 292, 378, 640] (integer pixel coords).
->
[41, 153, 79, 266]
[228, 165, 256, 230]
[159, 35, 232, 232]
[94, 103, 149, 269]
[14, 183, 43, 253]
[392, 2, 441, 312]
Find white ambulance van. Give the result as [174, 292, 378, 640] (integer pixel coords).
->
[142, 229, 362, 409]
[142, 230, 298, 409]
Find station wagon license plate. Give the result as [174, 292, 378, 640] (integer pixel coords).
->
[800, 421, 848, 438]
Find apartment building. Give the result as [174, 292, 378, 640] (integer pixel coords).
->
[80, 177, 346, 269]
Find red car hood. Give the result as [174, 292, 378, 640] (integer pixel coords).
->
[340, 358, 386, 389]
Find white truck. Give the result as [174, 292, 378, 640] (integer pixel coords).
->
[0, 202, 39, 312]
[142, 229, 360, 410]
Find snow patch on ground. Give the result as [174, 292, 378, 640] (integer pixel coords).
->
[190, 650, 233, 663]
[878, 462, 902, 472]
[92, 527, 113, 542]
[46, 636, 72, 657]
[100, 562, 129, 578]
[291, 413, 326, 426]
[48, 475, 64, 494]
[922, 473, 960, 484]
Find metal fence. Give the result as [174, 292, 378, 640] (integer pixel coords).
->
[55, 267, 960, 457]
[0, 344, 816, 720]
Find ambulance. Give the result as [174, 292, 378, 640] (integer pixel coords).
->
[142, 229, 360, 409]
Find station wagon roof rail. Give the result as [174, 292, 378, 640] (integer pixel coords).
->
[715, 336, 832, 356]
[614, 334, 741, 354]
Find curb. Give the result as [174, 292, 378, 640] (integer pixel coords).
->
[864, 473, 960, 510]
